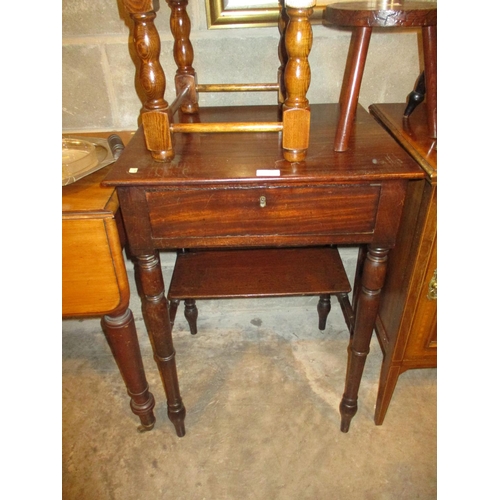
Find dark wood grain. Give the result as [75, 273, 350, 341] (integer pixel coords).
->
[103, 104, 423, 186]
[167, 247, 351, 335]
[103, 103, 423, 435]
[168, 247, 351, 299]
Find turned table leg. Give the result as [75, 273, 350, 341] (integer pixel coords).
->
[168, 298, 180, 327]
[101, 308, 156, 431]
[183, 299, 198, 335]
[317, 294, 331, 331]
[136, 252, 186, 437]
[339, 245, 389, 432]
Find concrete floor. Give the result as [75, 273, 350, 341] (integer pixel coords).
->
[62, 248, 437, 499]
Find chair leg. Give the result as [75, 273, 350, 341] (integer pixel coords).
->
[317, 294, 331, 331]
[282, 4, 314, 162]
[422, 25, 437, 139]
[168, 0, 199, 114]
[184, 299, 198, 335]
[334, 26, 372, 152]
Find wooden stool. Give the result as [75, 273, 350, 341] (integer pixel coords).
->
[323, 1, 437, 152]
[123, 0, 316, 163]
[167, 247, 353, 336]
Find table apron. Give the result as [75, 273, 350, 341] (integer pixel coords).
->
[117, 180, 408, 253]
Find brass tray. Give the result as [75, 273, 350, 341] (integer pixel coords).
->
[62, 137, 115, 186]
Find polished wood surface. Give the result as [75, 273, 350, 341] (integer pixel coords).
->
[103, 103, 424, 435]
[369, 102, 437, 425]
[63, 131, 156, 430]
[122, 0, 315, 162]
[323, 1, 437, 151]
[62, 132, 135, 315]
[104, 104, 422, 185]
[167, 247, 352, 335]
[169, 248, 350, 299]
[324, 1, 437, 27]
[63, 214, 128, 315]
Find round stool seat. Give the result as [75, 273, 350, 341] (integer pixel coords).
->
[324, 1, 436, 28]
[323, 1, 437, 152]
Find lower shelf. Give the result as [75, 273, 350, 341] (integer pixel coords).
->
[167, 246, 354, 335]
[168, 246, 351, 299]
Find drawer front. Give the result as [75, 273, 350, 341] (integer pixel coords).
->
[146, 184, 381, 242]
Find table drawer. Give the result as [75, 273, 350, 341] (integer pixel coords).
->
[146, 184, 381, 241]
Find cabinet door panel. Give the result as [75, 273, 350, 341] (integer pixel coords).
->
[405, 236, 437, 359]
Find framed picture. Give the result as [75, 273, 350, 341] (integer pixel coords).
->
[205, 0, 332, 29]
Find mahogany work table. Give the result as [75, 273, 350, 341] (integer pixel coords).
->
[62, 136, 156, 431]
[103, 103, 424, 436]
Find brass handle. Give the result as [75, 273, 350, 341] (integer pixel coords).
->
[259, 195, 266, 208]
[427, 269, 437, 300]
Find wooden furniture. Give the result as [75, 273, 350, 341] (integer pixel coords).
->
[122, 0, 315, 163]
[369, 102, 437, 424]
[102, 103, 424, 436]
[167, 247, 352, 336]
[404, 71, 426, 118]
[323, 1, 437, 151]
[62, 134, 156, 431]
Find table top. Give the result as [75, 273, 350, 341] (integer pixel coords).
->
[369, 103, 436, 181]
[103, 104, 424, 188]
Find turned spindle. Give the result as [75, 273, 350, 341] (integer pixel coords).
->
[124, 1, 174, 161]
[282, 0, 315, 163]
[277, 0, 290, 105]
[168, 0, 199, 114]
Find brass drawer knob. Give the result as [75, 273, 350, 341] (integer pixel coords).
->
[259, 195, 267, 208]
[427, 269, 437, 300]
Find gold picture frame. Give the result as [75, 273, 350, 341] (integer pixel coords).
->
[205, 0, 331, 29]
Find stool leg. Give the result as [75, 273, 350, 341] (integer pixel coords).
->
[334, 26, 372, 152]
[422, 25, 437, 139]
